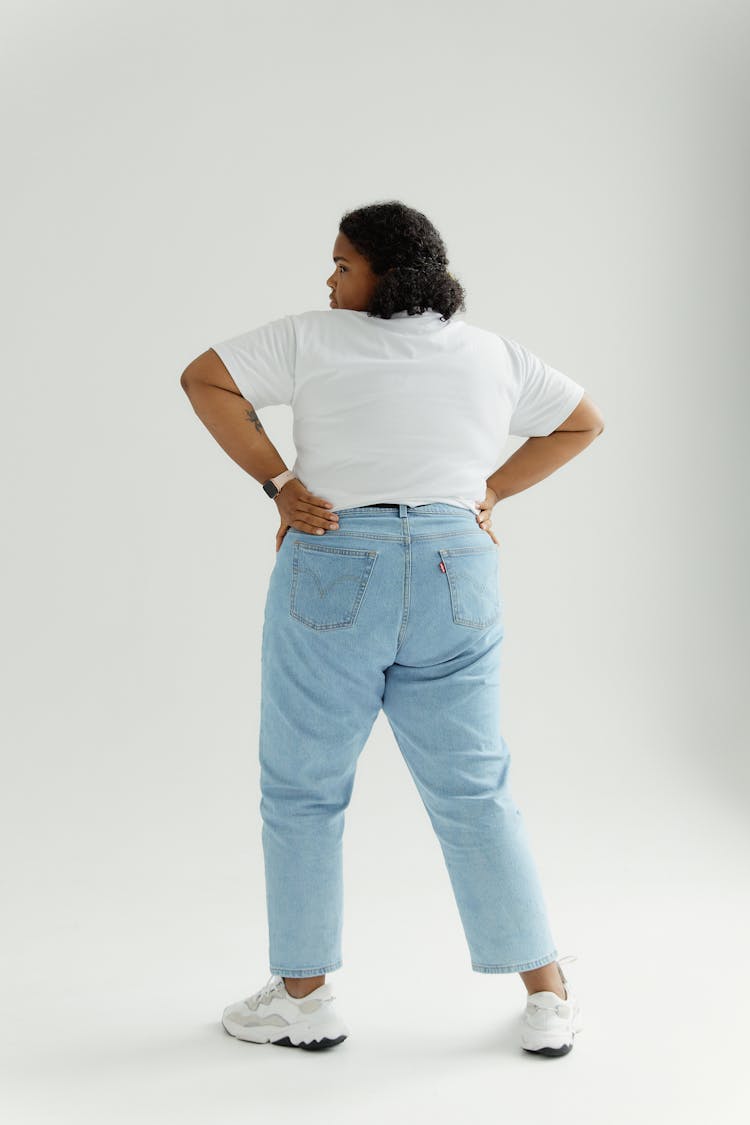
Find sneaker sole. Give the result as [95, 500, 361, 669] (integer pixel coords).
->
[221, 1015, 349, 1050]
[521, 1008, 583, 1057]
[522, 1039, 574, 1057]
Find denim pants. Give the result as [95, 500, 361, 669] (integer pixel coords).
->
[258, 502, 559, 978]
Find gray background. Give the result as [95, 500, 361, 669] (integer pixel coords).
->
[2, 0, 748, 1121]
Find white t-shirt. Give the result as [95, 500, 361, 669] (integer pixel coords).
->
[211, 308, 585, 513]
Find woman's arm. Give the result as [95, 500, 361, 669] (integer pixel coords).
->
[180, 349, 289, 484]
[180, 349, 339, 544]
[486, 393, 604, 503]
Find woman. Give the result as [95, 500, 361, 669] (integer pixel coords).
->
[180, 200, 604, 1056]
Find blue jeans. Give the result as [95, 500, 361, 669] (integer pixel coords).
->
[259, 502, 559, 978]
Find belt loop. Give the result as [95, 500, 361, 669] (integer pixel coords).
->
[399, 503, 408, 518]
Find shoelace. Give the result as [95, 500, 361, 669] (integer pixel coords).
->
[528, 954, 578, 1013]
[243, 973, 285, 1010]
[556, 953, 578, 984]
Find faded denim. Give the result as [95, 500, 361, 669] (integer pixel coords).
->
[259, 502, 559, 978]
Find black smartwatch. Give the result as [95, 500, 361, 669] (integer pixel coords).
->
[262, 470, 296, 499]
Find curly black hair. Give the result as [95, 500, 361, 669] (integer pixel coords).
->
[338, 200, 467, 321]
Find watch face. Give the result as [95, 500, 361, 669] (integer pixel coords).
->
[263, 480, 278, 498]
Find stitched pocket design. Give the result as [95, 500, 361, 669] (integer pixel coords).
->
[438, 545, 501, 629]
[290, 542, 378, 630]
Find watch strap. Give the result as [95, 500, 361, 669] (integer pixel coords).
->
[262, 469, 296, 498]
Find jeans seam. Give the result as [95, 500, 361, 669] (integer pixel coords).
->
[471, 951, 559, 973]
[270, 960, 343, 977]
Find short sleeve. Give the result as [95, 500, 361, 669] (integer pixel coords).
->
[505, 337, 585, 437]
[211, 314, 296, 409]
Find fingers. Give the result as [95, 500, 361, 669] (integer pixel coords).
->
[278, 520, 325, 539]
[290, 514, 339, 535]
[475, 497, 495, 534]
[475, 506, 496, 541]
[303, 492, 334, 511]
[295, 498, 339, 534]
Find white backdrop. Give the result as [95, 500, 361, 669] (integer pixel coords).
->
[2, 1, 748, 1122]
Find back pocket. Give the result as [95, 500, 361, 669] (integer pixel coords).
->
[438, 544, 500, 629]
[290, 542, 378, 630]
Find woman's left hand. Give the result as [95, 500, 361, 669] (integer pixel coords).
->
[474, 486, 500, 545]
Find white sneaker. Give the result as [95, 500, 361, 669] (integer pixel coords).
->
[221, 974, 349, 1050]
[520, 954, 583, 1056]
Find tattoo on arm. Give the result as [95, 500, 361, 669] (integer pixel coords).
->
[245, 407, 264, 434]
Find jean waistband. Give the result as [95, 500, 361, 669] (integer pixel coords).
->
[333, 502, 477, 519]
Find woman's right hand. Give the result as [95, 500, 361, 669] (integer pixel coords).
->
[274, 477, 339, 553]
[474, 485, 500, 546]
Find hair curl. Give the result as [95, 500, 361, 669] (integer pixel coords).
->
[338, 200, 467, 321]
